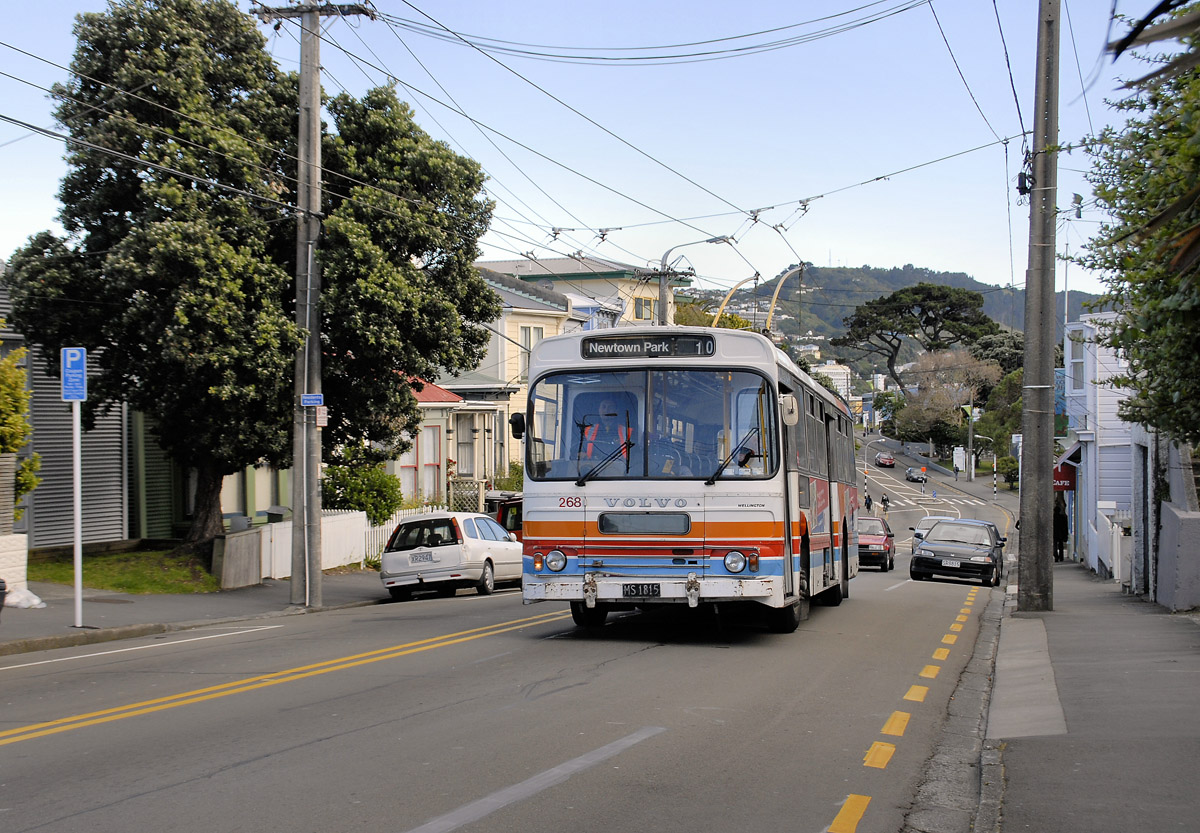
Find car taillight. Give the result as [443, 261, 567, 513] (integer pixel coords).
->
[450, 518, 463, 544]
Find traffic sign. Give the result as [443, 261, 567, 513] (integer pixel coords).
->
[61, 347, 87, 401]
[301, 393, 324, 407]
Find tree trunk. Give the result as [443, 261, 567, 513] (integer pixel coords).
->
[186, 460, 227, 543]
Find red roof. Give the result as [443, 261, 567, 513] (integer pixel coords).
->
[411, 378, 462, 404]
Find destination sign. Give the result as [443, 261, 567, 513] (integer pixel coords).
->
[581, 334, 715, 360]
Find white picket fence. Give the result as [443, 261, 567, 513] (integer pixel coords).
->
[221, 505, 448, 584]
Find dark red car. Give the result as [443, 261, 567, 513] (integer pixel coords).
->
[856, 515, 895, 571]
[874, 451, 895, 468]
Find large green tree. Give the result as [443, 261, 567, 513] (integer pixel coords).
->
[4, 0, 495, 541]
[832, 283, 998, 387]
[1074, 14, 1200, 445]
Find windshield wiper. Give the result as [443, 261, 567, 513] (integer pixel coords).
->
[575, 439, 635, 486]
[705, 426, 760, 486]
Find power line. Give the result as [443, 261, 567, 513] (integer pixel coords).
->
[395, 0, 749, 215]
[927, 1, 1001, 142]
[375, 1, 929, 66]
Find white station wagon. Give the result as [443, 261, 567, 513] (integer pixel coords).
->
[380, 511, 522, 600]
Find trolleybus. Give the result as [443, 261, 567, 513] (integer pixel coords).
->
[510, 326, 858, 632]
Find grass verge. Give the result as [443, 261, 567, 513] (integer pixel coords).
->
[28, 549, 221, 594]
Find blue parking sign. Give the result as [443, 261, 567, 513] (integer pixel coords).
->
[61, 347, 87, 401]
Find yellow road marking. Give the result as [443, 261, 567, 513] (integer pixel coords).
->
[950, 623, 963, 632]
[904, 685, 929, 702]
[881, 711, 910, 736]
[0, 610, 573, 747]
[919, 664, 940, 679]
[828, 794, 871, 833]
[863, 741, 895, 768]
[933, 648, 950, 660]
[942, 634, 958, 644]
[956, 614, 968, 622]
[960, 608, 971, 614]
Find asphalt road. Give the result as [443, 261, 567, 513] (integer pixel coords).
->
[0, 497, 1010, 833]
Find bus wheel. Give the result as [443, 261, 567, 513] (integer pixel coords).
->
[823, 584, 844, 606]
[766, 601, 801, 634]
[840, 540, 850, 599]
[571, 601, 608, 628]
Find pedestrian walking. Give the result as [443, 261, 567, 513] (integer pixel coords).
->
[954, 464, 960, 481]
[864, 493, 873, 513]
[1054, 494, 1069, 562]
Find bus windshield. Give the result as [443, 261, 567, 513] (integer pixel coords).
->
[526, 368, 778, 482]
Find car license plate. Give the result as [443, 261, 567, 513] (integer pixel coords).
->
[942, 559, 961, 568]
[622, 583, 661, 598]
[410, 552, 434, 564]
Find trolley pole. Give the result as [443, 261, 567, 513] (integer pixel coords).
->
[1018, 0, 1060, 612]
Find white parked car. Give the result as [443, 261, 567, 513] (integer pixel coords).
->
[380, 511, 522, 600]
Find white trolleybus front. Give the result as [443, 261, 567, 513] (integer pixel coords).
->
[510, 327, 858, 633]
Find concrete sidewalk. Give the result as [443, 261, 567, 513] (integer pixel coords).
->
[985, 562, 1200, 833]
[0, 570, 387, 656]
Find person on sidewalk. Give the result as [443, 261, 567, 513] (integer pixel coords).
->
[1053, 494, 1068, 562]
[864, 493, 873, 513]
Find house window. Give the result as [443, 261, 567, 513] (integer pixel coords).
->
[455, 415, 475, 477]
[397, 444, 418, 500]
[1068, 337, 1086, 392]
[520, 325, 543, 380]
[421, 427, 442, 500]
[634, 298, 658, 321]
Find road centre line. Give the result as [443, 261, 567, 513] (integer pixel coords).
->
[933, 648, 950, 660]
[0, 610, 572, 747]
[401, 726, 666, 833]
[863, 741, 895, 769]
[0, 626, 286, 672]
[881, 711, 910, 736]
[919, 665, 940, 679]
[904, 685, 929, 702]
[828, 794, 871, 833]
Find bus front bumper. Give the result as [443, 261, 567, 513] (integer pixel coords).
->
[523, 573, 780, 607]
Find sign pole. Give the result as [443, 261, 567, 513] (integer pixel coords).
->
[72, 399, 83, 628]
[61, 347, 88, 628]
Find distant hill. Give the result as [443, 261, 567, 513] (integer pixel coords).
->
[686, 263, 1104, 357]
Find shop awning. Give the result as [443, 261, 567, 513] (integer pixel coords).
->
[1055, 441, 1082, 467]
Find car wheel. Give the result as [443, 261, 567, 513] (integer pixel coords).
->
[910, 569, 925, 581]
[570, 601, 608, 628]
[387, 586, 411, 601]
[991, 564, 1003, 587]
[476, 561, 495, 596]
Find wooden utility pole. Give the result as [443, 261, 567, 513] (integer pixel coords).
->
[1018, 0, 1060, 612]
[254, 4, 374, 608]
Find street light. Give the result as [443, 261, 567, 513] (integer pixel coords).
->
[659, 236, 732, 324]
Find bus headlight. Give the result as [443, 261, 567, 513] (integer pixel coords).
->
[724, 551, 747, 573]
[545, 550, 568, 572]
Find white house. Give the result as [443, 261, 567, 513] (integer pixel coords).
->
[1062, 312, 1132, 579]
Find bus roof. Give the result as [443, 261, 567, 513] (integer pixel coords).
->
[529, 326, 850, 418]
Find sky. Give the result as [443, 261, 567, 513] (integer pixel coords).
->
[0, 1, 1164, 306]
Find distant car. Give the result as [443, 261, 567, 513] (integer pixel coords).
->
[905, 466, 927, 482]
[874, 451, 895, 467]
[910, 520, 1005, 586]
[909, 515, 956, 553]
[856, 515, 895, 571]
[379, 511, 522, 600]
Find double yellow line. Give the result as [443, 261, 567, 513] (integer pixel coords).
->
[1, 610, 571, 747]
